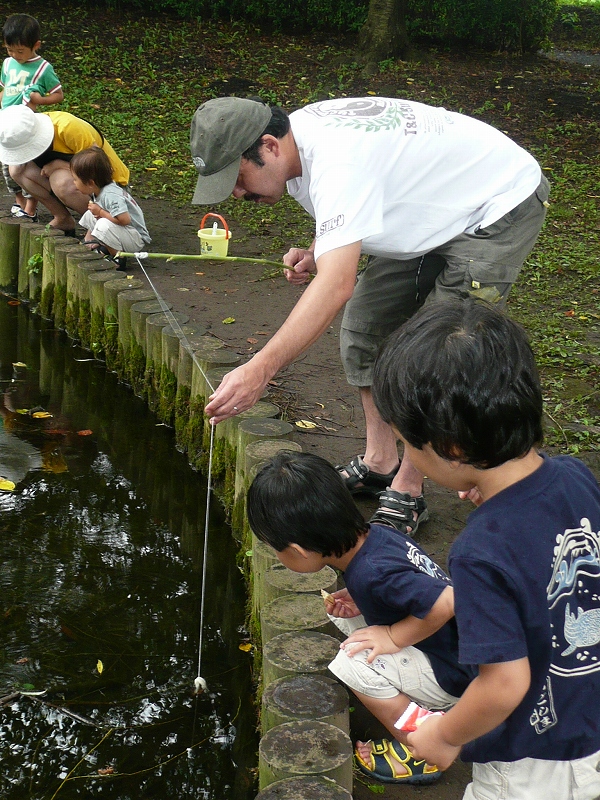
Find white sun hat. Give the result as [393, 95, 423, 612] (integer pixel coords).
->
[0, 106, 55, 164]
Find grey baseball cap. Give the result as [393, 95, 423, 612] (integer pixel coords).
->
[190, 97, 272, 205]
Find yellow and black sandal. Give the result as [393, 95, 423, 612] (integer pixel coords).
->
[355, 738, 441, 784]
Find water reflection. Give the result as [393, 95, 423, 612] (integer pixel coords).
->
[0, 302, 257, 798]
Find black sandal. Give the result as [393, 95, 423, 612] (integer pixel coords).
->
[85, 240, 128, 271]
[369, 488, 429, 536]
[336, 455, 400, 497]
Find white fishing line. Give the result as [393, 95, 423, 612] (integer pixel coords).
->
[135, 254, 215, 693]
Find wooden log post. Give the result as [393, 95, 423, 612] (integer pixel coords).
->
[261, 674, 349, 735]
[231, 422, 294, 536]
[174, 334, 223, 451]
[29, 227, 64, 312]
[260, 594, 338, 646]
[127, 299, 173, 397]
[76, 260, 115, 348]
[263, 564, 338, 608]
[18, 223, 45, 301]
[88, 271, 123, 359]
[65, 252, 104, 339]
[144, 312, 189, 412]
[51, 239, 82, 328]
[258, 721, 353, 792]
[255, 776, 352, 800]
[114, 286, 154, 376]
[0, 217, 21, 294]
[103, 278, 144, 371]
[218, 402, 279, 503]
[186, 350, 241, 471]
[157, 324, 206, 427]
[40, 232, 79, 319]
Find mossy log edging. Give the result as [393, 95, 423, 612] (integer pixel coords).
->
[2, 219, 354, 797]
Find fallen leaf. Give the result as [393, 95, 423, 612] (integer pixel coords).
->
[12, 361, 27, 367]
[90, 103, 101, 109]
[32, 411, 53, 419]
[565, 310, 575, 317]
[16, 409, 29, 414]
[256, 331, 270, 336]
[295, 420, 318, 429]
[222, 317, 235, 324]
[7, 299, 20, 306]
[239, 642, 252, 652]
[195, 272, 205, 276]
[97, 767, 114, 775]
[97, 660, 104, 674]
[16, 657, 28, 664]
[247, 337, 258, 344]
[77, 430, 93, 436]
[0, 478, 16, 491]
[177, 287, 190, 291]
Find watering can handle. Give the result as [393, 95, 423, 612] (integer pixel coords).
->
[200, 213, 229, 237]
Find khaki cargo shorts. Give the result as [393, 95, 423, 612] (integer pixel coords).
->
[341, 175, 550, 386]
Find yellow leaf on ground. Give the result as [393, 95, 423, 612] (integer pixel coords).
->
[222, 317, 235, 324]
[12, 362, 27, 367]
[32, 411, 53, 419]
[295, 420, 318, 429]
[239, 643, 252, 652]
[97, 660, 104, 674]
[0, 478, 16, 491]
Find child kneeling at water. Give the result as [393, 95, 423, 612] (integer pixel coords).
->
[247, 451, 475, 785]
[70, 146, 150, 271]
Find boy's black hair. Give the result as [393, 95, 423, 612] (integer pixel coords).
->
[372, 298, 543, 469]
[242, 101, 291, 167]
[247, 451, 368, 557]
[70, 147, 113, 189]
[3, 14, 41, 48]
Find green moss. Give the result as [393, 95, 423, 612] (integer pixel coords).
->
[186, 400, 206, 470]
[53, 283, 67, 330]
[65, 294, 79, 340]
[78, 298, 91, 348]
[128, 338, 147, 397]
[157, 365, 178, 425]
[90, 309, 105, 357]
[174, 384, 191, 451]
[40, 283, 54, 320]
[222, 440, 237, 509]
[144, 361, 158, 410]
[104, 316, 119, 371]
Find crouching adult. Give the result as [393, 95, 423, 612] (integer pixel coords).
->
[0, 105, 129, 234]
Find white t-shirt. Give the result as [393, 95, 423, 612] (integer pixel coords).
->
[286, 98, 541, 261]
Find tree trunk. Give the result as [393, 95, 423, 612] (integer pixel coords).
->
[358, 0, 411, 65]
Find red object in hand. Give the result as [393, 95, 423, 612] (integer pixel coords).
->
[394, 701, 444, 732]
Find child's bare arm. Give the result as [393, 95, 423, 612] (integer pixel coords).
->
[342, 585, 454, 662]
[407, 657, 531, 769]
[88, 202, 131, 227]
[27, 88, 65, 108]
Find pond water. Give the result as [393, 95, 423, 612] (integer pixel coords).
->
[0, 300, 257, 799]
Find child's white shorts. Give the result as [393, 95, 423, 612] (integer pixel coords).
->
[328, 643, 460, 711]
[79, 212, 145, 253]
[464, 750, 600, 800]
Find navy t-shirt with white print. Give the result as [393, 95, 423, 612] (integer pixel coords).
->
[450, 454, 600, 764]
[343, 523, 475, 698]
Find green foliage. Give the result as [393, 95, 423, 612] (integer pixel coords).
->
[407, 0, 559, 51]
[27, 253, 43, 275]
[103, 0, 367, 32]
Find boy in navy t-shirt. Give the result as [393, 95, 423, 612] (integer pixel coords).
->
[247, 451, 474, 785]
[372, 297, 600, 799]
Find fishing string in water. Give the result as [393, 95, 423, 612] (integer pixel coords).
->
[134, 254, 215, 695]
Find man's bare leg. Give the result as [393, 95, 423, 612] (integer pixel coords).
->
[10, 162, 76, 230]
[361, 386, 424, 496]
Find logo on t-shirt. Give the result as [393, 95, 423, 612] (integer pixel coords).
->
[317, 214, 344, 238]
[547, 518, 600, 677]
